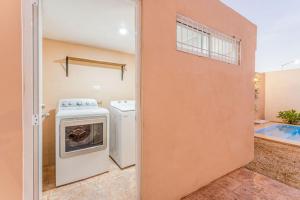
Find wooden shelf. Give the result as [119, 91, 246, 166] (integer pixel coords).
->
[65, 56, 126, 80]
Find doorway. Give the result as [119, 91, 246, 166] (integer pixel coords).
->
[22, 0, 141, 199]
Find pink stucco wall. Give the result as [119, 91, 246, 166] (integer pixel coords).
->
[265, 69, 300, 121]
[0, 0, 22, 200]
[140, 0, 257, 199]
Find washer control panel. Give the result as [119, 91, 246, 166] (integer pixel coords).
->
[59, 99, 98, 110]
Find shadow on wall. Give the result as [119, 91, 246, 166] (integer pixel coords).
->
[43, 109, 56, 168]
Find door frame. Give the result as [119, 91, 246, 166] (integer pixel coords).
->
[21, 0, 142, 199]
[22, 0, 41, 199]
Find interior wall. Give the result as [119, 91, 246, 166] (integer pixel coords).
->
[255, 73, 265, 120]
[42, 39, 135, 167]
[0, 0, 22, 199]
[265, 69, 300, 122]
[140, 0, 257, 199]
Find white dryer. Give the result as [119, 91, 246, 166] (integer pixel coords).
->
[108, 100, 136, 168]
[55, 99, 109, 186]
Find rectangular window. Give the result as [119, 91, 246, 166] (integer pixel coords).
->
[176, 14, 241, 65]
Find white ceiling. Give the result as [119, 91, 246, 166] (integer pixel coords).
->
[42, 0, 136, 54]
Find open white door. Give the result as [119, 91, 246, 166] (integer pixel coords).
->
[22, 0, 43, 199]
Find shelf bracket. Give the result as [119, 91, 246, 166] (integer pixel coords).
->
[66, 56, 69, 77]
[121, 65, 126, 81]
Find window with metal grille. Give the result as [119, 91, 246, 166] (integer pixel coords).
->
[176, 14, 241, 65]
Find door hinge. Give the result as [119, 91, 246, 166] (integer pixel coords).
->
[32, 114, 39, 126]
[32, 0, 39, 5]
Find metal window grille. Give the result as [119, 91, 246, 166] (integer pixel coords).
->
[176, 14, 241, 65]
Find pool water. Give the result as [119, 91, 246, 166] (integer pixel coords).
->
[256, 124, 300, 142]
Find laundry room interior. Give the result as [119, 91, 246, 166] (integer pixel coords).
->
[41, 0, 137, 198]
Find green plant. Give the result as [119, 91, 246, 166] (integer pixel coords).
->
[277, 110, 300, 124]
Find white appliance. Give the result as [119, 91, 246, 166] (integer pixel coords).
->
[108, 100, 136, 168]
[55, 98, 109, 186]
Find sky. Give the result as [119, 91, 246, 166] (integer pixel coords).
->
[221, 0, 300, 72]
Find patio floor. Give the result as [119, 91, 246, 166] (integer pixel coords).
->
[183, 167, 300, 200]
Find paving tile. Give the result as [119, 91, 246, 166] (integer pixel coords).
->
[183, 168, 300, 200]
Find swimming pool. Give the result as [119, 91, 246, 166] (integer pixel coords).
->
[256, 124, 300, 142]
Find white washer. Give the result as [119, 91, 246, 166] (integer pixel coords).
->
[55, 99, 109, 186]
[108, 100, 136, 168]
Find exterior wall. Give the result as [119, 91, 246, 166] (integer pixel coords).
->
[0, 0, 23, 200]
[265, 69, 300, 122]
[42, 39, 135, 167]
[255, 73, 265, 120]
[140, 0, 257, 199]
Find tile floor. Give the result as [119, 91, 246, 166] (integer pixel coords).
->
[183, 167, 300, 200]
[43, 165, 55, 191]
[44, 165, 300, 200]
[42, 159, 136, 200]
